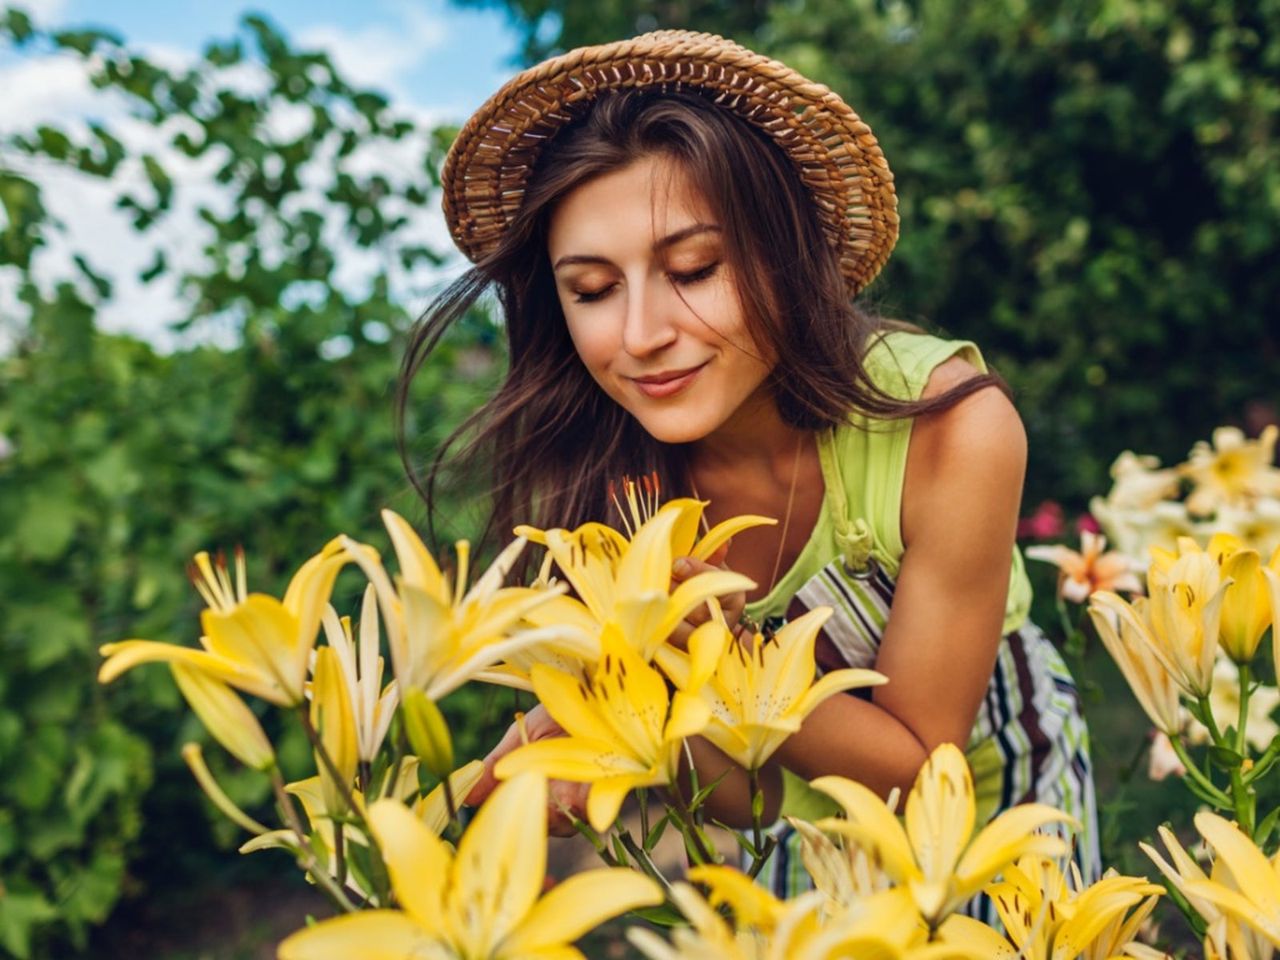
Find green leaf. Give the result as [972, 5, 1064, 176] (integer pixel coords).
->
[1256, 805, 1280, 846]
[51, 28, 120, 54]
[1208, 744, 1245, 770]
[12, 485, 78, 562]
[631, 904, 687, 927]
[1, 8, 34, 44]
[54, 849, 126, 924]
[0, 891, 58, 960]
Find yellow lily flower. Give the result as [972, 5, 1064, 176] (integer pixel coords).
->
[320, 588, 398, 763]
[1147, 537, 1233, 695]
[309, 646, 359, 815]
[413, 759, 485, 836]
[1140, 823, 1274, 960]
[659, 609, 886, 771]
[171, 663, 275, 771]
[277, 773, 662, 960]
[1183, 425, 1280, 518]
[100, 542, 350, 706]
[518, 499, 758, 661]
[342, 510, 580, 698]
[970, 856, 1163, 960]
[1087, 596, 1182, 735]
[1089, 496, 1194, 568]
[812, 742, 1077, 929]
[1216, 499, 1280, 563]
[494, 623, 712, 831]
[1104, 451, 1182, 511]
[1203, 533, 1272, 664]
[520, 474, 777, 567]
[629, 869, 953, 960]
[1263, 551, 1280, 683]
[787, 812, 895, 909]
[1185, 810, 1280, 949]
[1093, 537, 1230, 699]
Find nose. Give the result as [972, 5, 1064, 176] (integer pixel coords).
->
[620, 275, 679, 358]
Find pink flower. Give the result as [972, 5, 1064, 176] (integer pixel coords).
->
[1076, 513, 1101, 535]
[1147, 731, 1186, 782]
[1025, 531, 1143, 603]
[1018, 500, 1065, 540]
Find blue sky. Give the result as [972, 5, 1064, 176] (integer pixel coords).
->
[0, 1, 536, 348]
[22, 0, 526, 121]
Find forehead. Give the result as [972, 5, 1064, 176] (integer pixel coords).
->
[547, 155, 715, 254]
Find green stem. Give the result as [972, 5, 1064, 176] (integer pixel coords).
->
[667, 784, 717, 866]
[270, 769, 358, 913]
[1243, 735, 1280, 786]
[1168, 735, 1232, 809]
[748, 766, 764, 857]
[299, 707, 364, 819]
[333, 821, 347, 888]
[1236, 663, 1252, 756]
[1196, 694, 1224, 744]
[441, 774, 461, 843]
[1232, 662, 1257, 835]
[638, 787, 650, 847]
[617, 830, 675, 898]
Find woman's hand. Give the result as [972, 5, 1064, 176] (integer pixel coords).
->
[464, 703, 590, 837]
[668, 541, 748, 649]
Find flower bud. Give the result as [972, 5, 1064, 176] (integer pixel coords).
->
[403, 688, 454, 778]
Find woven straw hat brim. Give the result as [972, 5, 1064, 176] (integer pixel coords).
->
[442, 30, 899, 297]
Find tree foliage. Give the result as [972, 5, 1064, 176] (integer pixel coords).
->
[470, 0, 1280, 505]
[0, 8, 499, 956]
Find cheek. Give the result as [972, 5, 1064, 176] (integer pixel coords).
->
[563, 314, 620, 380]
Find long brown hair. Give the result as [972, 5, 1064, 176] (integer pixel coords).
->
[398, 90, 1005, 553]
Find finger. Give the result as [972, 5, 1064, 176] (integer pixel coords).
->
[464, 713, 538, 805]
[671, 555, 723, 582]
[547, 780, 589, 837]
[667, 620, 693, 652]
[703, 538, 732, 566]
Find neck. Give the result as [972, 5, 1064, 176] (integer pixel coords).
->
[688, 391, 806, 489]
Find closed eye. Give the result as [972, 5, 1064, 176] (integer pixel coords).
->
[670, 262, 720, 286]
[572, 284, 615, 304]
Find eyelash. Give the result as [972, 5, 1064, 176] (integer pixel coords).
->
[572, 261, 721, 304]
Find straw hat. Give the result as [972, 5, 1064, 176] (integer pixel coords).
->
[442, 30, 898, 297]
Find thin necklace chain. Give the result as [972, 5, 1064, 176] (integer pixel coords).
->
[691, 432, 804, 597]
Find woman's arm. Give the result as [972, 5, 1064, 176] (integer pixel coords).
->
[768, 357, 1026, 798]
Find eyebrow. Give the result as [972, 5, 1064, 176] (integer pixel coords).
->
[552, 223, 722, 271]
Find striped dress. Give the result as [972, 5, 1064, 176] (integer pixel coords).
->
[744, 331, 1100, 924]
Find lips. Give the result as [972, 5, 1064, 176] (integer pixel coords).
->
[630, 363, 707, 398]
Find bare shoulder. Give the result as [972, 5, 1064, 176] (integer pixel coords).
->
[902, 355, 1027, 545]
[915, 355, 1026, 461]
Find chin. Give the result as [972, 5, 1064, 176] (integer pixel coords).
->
[630, 414, 715, 445]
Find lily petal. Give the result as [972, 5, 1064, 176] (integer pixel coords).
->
[504, 869, 661, 953]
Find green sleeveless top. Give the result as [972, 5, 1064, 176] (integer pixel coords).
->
[743, 330, 1033, 632]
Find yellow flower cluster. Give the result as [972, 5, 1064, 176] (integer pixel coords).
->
[1091, 426, 1280, 563]
[100, 490, 1163, 958]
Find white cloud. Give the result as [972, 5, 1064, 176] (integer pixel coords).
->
[0, 49, 126, 130]
[297, 4, 447, 96]
[0, 6, 469, 354]
[7, 0, 70, 27]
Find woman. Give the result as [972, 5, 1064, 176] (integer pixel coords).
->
[404, 31, 1099, 914]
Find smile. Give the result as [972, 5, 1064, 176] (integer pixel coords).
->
[630, 363, 707, 398]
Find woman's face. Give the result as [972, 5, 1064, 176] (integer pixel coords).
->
[547, 154, 775, 445]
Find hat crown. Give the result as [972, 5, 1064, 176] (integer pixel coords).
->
[442, 29, 898, 296]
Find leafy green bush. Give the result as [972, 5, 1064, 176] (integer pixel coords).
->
[475, 0, 1280, 508]
[0, 9, 505, 955]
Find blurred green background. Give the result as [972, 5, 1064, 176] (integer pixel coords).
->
[1, 1, 1276, 956]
